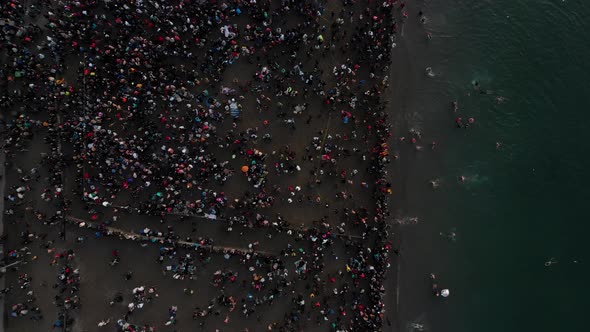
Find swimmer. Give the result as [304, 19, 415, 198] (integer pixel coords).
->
[411, 323, 425, 331]
[495, 96, 507, 104]
[440, 229, 457, 242]
[468, 117, 475, 124]
[544, 257, 558, 267]
[425, 67, 435, 77]
[452, 100, 458, 112]
[429, 179, 440, 189]
[496, 142, 503, 149]
[459, 175, 466, 182]
[426, 32, 432, 40]
[455, 117, 463, 128]
[409, 128, 422, 138]
[431, 141, 437, 150]
[429, 273, 440, 297]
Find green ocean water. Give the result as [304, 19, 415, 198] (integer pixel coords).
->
[418, 0, 590, 331]
[393, 0, 589, 331]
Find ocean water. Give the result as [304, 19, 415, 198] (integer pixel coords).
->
[393, 0, 589, 331]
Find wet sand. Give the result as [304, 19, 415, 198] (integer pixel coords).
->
[0, 151, 6, 331]
[386, 1, 460, 331]
[384, 13, 421, 332]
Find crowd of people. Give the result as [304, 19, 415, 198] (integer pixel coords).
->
[52, 249, 80, 329]
[1, 0, 406, 330]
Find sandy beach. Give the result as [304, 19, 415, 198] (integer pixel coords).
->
[0, 0, 410, 331]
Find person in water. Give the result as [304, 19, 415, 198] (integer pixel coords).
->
[430, 273, 440, 297]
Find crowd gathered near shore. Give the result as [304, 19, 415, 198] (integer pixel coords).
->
[0, 0, 437, 331]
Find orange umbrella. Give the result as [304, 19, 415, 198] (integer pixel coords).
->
[241, 165, 249, 173]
